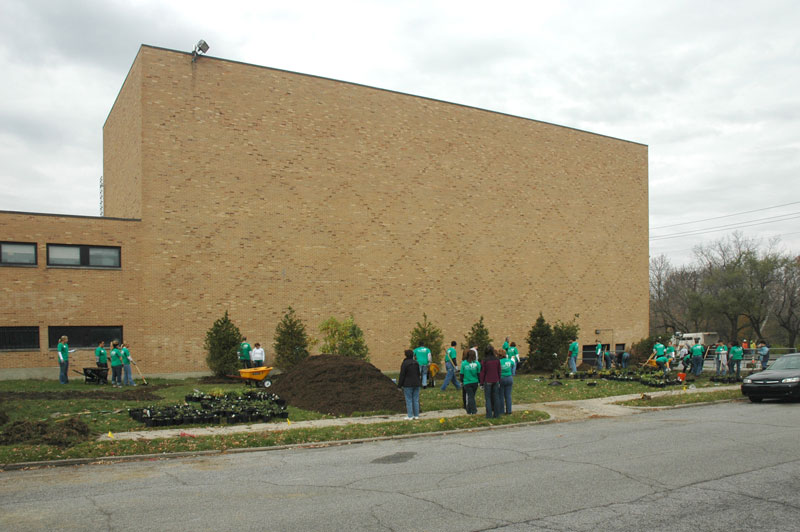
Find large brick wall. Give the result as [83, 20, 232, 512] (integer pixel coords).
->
[1, 45, 648, 377]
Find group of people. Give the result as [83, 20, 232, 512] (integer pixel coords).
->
[55, 335, 136, 386]
[237, 338, 266, 368]
[651, 339, 770, 379]
[397, 339, 520, 420]
[94, 339, 136, 386]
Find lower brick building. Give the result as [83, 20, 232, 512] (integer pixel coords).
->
[0, 45, 649, 378]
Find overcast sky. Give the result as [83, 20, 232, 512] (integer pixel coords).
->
[2, 0, 799, 264]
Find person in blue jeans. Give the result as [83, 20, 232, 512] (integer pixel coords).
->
[413, 342, 432, 388]
[758, 342, 770, 370]
[398, 349, 421, 420]
[498, 350, 515, 414]
[57, 335, 70, 384]
[568, 339, 579, 373]
[440, 341, 462, 391]
[479, 345, 503, 418]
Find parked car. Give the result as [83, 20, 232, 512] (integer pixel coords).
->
[741, 353, 800, 402]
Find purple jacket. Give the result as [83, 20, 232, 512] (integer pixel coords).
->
[479, 357, 501, 384]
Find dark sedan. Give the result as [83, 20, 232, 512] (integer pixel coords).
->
[741, 353, 800, 402]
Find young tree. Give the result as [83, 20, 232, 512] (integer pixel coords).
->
[463, 316, 492, 360]
[409, 313, 444, 366]
[319, 315, 370, 361]
[525, 313, 579, 371]
[273, 307, 312, 370]
[204, 310, 243, 377]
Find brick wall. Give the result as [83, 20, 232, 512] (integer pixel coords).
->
[1, 45, 648, 376]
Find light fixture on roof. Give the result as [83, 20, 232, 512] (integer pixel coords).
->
[192, 39, 210, 62]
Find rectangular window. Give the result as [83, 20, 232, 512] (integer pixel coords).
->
[0, 326, 40, 350]
[47, 244, 120, 268]
[1, 242, 37, 266]
[48, 326, 123, 349]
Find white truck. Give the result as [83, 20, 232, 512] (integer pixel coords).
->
[670, 331, 719, 348]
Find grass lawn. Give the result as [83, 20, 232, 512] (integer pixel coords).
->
[0, 372, 722, 466]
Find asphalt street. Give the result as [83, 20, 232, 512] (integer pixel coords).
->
[2, 400, 799, 531]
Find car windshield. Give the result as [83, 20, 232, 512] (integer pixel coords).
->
[768, 356, 800, 371]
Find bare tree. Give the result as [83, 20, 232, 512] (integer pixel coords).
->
[772, 257, 800, 349]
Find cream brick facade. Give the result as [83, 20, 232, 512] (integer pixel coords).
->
[1, 45, 648, 377]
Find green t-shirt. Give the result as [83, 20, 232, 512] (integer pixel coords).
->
[239, 342, 252, 361]
[508, 346, 520, 363]
[500, 357, 515, 377]
[502, 341, 510, 352]
[666, 346, 675, 357]
[414, 346, 431, 366]
[445, 347, 457, 365]
[58, 342, 69, 362]
[691, 344, 705, 357]
[110, 348, 123, 367]
[568, 341, 579, 358]
[95, 346, 108, 364]
[729, 346, 744, 360]
[121, 347, 131, 365]
[715, 345, 728, 357]
[460, 360, 481, 385]
[653, 343, 665, 356]
[596, 343, 602, 355]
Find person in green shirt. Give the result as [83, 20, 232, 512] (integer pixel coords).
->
[691, 342, 705, 376]
[499, 350, 515, 414]
[121, 342, 135, 386]
[715, 342, 728, 376]
[413, 342, 432, 388]
[568, 339, 579, 373]
[239, 338, 252, 369]
[109, 340, 124, 387]
[95, 341, 108, 368]
[507, 342, 520, 374]
[460, 348, 481, 414]
[595, 341, 603, 370]
[729, 341, 744, 379]
[653, 341, 668, 376]
[57, 335, 70, 384]
[665, 343, 676, 371]
[440, 341, 462, 391]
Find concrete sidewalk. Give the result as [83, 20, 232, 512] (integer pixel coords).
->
[99, 385, 741, 441]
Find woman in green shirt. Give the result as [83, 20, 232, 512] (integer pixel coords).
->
[121, 343, 135, 386]
[460, 348, 481, 415]
[109, 340, 124, 387]
[57, 335, 69, 384]
[729, 341, 744, 379]
[499, 350, 515, 414]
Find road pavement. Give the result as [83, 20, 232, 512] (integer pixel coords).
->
[2, 399, 799, 531]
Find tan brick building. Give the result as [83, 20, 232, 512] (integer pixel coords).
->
[0, 45, 649, 378]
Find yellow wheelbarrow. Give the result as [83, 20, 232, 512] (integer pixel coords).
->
[231, 366, 274, 388]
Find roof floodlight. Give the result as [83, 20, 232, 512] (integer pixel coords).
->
[192, 40, 210, 62]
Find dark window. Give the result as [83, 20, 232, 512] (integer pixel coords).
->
[47, 244, 120, 268]
[48, 326, 123, 349]
[1, 242, 37, 266]
[0, 326, 40, 350]
[615, 343, 626, 353]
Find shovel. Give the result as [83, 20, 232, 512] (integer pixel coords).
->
[132, 361, 149, 385]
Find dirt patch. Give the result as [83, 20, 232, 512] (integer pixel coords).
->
[0, 411, 8, 426]
[270, 355, 405, 416]
[0, 417, 91, 447]
[197, 375, 239, 385]
[0, 387, 164, 402]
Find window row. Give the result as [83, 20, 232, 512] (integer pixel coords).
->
[0, 326, 124, 351]
[0, 242, 120, 268]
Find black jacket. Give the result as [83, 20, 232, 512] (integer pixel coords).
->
[398, 358, 421, 388]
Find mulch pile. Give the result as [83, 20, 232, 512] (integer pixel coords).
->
[0, 418, 91, 447]
[270, 355, 405, 416]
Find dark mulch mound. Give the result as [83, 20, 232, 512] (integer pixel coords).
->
[0, 410, 8, 425]
[0, 417, 91, 447]
[197, 375, 238, 384]
[0, 387, 163, 402]
[270, 355, 405, 416]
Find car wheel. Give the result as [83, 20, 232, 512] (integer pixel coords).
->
[748, 396, 763, 403]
